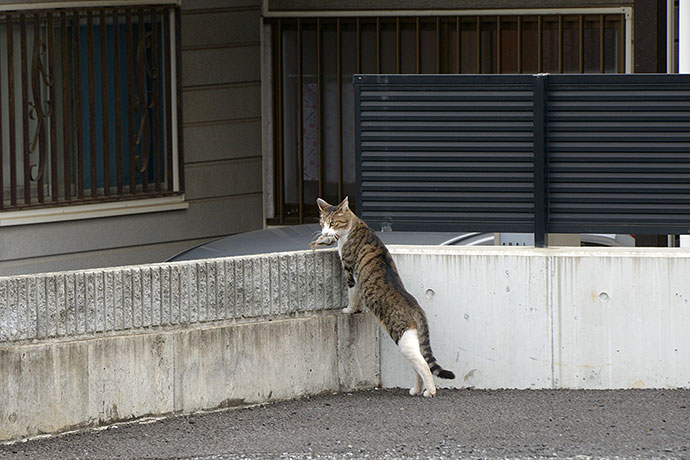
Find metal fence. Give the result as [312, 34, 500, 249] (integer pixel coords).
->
[354, 73, 690, 246]
[0, 4, 182, 211]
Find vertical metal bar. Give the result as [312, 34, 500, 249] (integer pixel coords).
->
[48, 13, 58, 202]
[558, 15, 563, 73]
[164, 9, 173, 192]
[517, 15, 522, 73]
[456, 16, 461, 73]
[537, 15, 543, 73]
[436, 16, 441, 73]
[74, 10, 84, 199]
[21, 14, 31, 205]
[376, 17, 381, 73]
[317, 17, 323, 203]
[138, 8, 148, 193]
[8, 14, 17, 206]
[337, 18, 343, 201]
[476, 16, 481, 73]
[34, 13, 45, 204]
[599, 14, 606, 73]
[88, 11, 97, 198]
[114, 9, 123, 195]
[61, 12, 71, 202]
[297, 18, 303, 223]
[415, 17, 421, 73]
[276, 19, 283, 223]
[174, 7, 184, 192]
[396, 17, 401, 73]
[579, 15, 584, 73]
[100, 10, 110, 196]
[618, 15, 624, 72]
[356, 17, 361, 73]
[497, 16, 502, 73]
[533, 74, 547, 248]
[126, 9, 135, 194]
[152, 8, 161, 193]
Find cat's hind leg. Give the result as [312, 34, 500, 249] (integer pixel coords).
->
[398, 328, 436, 397]
[409, 372, 424, 396]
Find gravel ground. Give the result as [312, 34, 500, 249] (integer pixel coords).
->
[1, 388, 689, 460]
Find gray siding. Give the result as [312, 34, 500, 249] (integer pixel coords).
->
[1, 0, 264, 276]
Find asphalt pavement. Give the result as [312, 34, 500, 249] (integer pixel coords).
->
[2, 388, 689, 460]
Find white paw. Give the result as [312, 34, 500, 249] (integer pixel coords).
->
[409, 387, 423, 396]
[423, 389, 436, 398]
[342, 306, 355, 314]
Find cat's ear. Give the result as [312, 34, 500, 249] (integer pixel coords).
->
[336, 196, 350, 212]
[316, 198, 331, 213]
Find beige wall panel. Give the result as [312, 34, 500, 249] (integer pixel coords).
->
[182, 45, 260, 87]
[185, 158, 262, 200]
[184, 119, 261, 163]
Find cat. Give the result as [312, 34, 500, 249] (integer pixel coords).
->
[310, 197, 455, 397]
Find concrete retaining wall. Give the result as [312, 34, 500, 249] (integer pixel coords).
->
[382, 246, 690, 391]
[0, 250, 379, 443]
[3, 246, 690, 442]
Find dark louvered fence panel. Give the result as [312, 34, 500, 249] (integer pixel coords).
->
[354, 74, 690, 242]
[355, 75, 536, 233]
[547, 75, 690, 234]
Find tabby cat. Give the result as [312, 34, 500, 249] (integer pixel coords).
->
[310, 197, 455, 397]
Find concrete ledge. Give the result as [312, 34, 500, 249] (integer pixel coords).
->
[0, 249, 346, 343]
[0, 312, 379, 442]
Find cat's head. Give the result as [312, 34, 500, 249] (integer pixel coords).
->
[316, 197, 354, 238]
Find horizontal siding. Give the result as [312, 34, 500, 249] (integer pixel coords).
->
[181, 8, 260, 48]
[183, 83, 261, 123]
[0, 238, 217, 277]
[184, 118, 261, 163]
[185, 158, 262, 200]
[182, 0, 260, 10]
[0, 195, 262, 262]
[182, 45, 260, 87]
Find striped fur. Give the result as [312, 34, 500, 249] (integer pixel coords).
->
[311, 197, 455, 396]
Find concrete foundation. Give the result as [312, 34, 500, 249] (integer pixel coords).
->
[0, 312, 378, 442]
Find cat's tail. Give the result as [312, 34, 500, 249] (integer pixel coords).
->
[417, 319, 455, 380]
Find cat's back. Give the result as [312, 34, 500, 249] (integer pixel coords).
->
[341, 220, 404, 290]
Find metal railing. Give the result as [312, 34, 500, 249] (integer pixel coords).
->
[0, 4, 182, 211]
[267, 13, 626, 225]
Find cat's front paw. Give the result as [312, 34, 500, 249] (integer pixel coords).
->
[423, 389, 436, 398]
[309, 235, 336, 250]
[341, 306, 357, 314]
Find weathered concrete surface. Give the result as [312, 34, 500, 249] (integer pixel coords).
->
[0, 312, 378, 442]
[382, 246, 690, 391]
[0, 249, 346, 343]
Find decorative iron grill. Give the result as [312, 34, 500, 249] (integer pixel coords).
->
[0, 4, 182, 211]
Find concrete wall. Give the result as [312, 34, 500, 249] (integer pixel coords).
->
[1, 0, 264, 276]
[381, 246, 690, 391]
[4, 245, 690, 441]
[0, 249, 380, 442]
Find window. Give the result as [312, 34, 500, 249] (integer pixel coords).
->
[0, 4, 182, 213]
[265, 12, 627, 224]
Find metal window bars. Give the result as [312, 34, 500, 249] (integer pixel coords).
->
[267, 13, 626, 225]
[0, 5, 183, 211]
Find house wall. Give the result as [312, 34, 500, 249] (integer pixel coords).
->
[0, 0, 264, 276]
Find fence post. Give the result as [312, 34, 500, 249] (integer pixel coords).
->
[533, 74, 548, 247]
